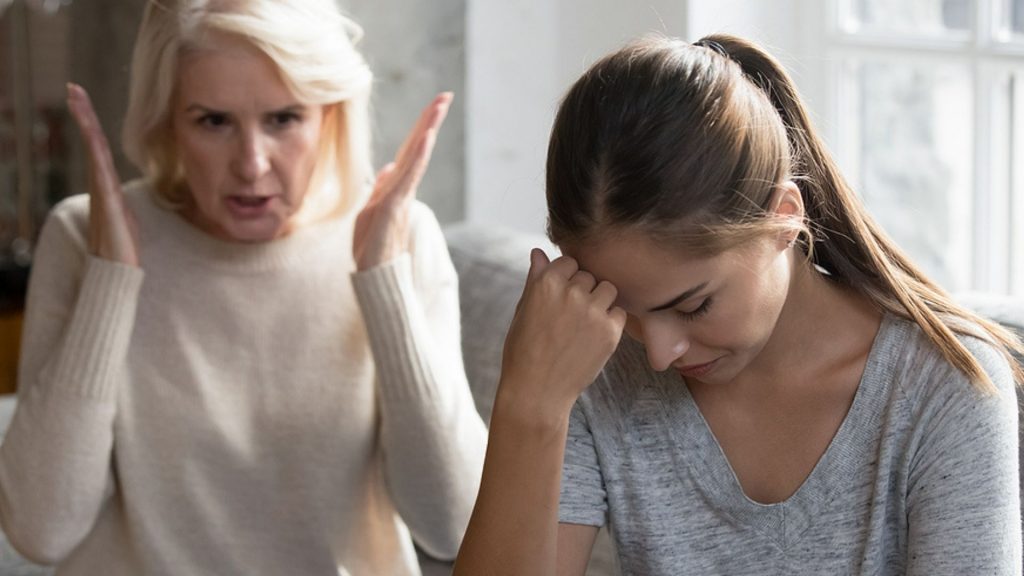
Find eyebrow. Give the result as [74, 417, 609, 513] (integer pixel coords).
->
[648, 281, 709, 312]
[183, 103, 306, 114]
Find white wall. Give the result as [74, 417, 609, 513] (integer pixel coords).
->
[465, 0, 688, 236]
[347, 0, 466, 223]
[687, 0, 830, 141]
[464, 0, 833, 236]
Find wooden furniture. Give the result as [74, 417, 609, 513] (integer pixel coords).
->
[0, 311, 22, 395]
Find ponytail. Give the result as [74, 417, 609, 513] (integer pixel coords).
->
[705, 33, 1023, 393]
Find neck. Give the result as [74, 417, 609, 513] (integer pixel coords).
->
[741, 254, 882, 389]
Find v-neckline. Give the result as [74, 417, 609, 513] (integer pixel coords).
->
[651, 314, 901, 548]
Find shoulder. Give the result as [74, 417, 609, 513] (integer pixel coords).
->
[44, 179, 159, 235]
[45, 193, 89, 228]
[38, 194, 90, 253]
[407, 200, 445, 251]
[405, 200, 456, 287]
[881, 315, 1017, 427]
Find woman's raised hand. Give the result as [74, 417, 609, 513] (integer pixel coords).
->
[66, 83, 140, 267]
[353, 93, 452, 271]
[498, 249, 627, 422]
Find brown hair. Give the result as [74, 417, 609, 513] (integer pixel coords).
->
[545, 33, 1024, 393]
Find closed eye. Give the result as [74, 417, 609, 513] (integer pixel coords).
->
[677, 297, 712, 321]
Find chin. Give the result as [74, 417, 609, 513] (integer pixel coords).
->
[220, 219, 290, 243]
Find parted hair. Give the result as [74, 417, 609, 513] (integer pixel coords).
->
[545, 33, 1024, 393]
[122, 0, 374, 217]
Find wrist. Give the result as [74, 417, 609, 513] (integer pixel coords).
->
[355, 236, 408, 271]
[491, 379, 574, 439]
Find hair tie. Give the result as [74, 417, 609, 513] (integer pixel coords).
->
[693, 39, 729, 59]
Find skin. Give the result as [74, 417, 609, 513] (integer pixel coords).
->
[455, 183, 883, 575]
[171, 37, 326, 243]
[66, 33, 451, 270]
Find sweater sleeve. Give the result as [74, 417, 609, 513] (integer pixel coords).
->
[350, 202, 487, 561]
[905, 338, 1021, 575]
[0, 199, 144, 564]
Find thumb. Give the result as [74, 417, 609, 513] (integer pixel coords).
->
[512, 247, 550, 323]
[376, 162, 397, 182]
[527, 247, 550, 281]
[367, 162, 398, 205]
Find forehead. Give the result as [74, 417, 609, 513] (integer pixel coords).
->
[565, 232, 745, 311]
[175, 33, 296, 110]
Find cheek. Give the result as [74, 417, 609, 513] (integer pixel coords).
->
[176, 135, 222, 188]
[181, 157, 222, 207]
[624, 315, 643, 342]
[280, 134, 321, 189]
[737, 273, 790, 342]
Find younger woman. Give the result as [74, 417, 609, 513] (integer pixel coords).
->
[455, 34, 1023, 575]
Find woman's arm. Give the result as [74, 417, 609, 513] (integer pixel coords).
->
[454, 250, 624, 575]
[351, 203, 487, 560]
[905, 339, 1021, 574]
[0, 86, 142, 565]
[0, 203, 143, 564]
[453, 395, 599, 576]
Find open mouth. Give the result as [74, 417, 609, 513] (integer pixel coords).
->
[224, 195, 275, 218]
[229, 196, 271, 208]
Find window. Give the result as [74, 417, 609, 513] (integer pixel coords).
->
[828, 0, 1024, 296]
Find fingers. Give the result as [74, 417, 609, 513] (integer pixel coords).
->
[396, 92, 452, 165]
[379, 92, 453, 206]
[67, 83, 120, 199]
[367, 162, 397, 207]
[527, 248, 550, 281]
[544, 255, 579, 280]
[394, 94, 451, 190]
[529, 252, 618, 311]
[592, 280, 619, 311]
[68, 83, 139, 266]
[608, 306, 628, 332]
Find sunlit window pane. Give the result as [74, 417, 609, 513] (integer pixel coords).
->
[1011, 71, 1024, 295]
[841, 0, 971, 36]
[996, 0, 1024, 39]
[982, 68, 1024, 297]
[841, 59, 973, 292]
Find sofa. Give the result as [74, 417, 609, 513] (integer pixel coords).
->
[0, 223, 1019, 575]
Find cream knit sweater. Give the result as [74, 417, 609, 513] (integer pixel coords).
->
[0, 180, 487, 575]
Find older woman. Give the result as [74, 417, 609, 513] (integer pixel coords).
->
[0, 1, 486, 574]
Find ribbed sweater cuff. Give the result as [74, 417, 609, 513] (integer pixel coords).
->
[351, 255, 437, 404]
[49, 256, 144, 400]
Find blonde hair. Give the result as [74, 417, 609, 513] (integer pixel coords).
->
[546, 34, 1024, 393]
[122, 0, 374, 217]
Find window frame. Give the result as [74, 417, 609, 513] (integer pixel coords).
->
[821, 0, 1024, 296]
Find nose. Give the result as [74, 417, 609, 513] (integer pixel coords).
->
[232, 128, 271, 183]
[628, 315, 690, 372]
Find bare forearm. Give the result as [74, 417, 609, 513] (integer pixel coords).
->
[454, 391, 570, 576]
[456, 248, 625, 574]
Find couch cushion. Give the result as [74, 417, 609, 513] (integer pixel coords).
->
[444, 224, 554, 424]
[444, 224, 621, 575]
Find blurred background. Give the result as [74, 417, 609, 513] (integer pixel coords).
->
[0, 0, 1022, 392]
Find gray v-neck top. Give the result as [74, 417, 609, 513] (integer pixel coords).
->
[560, 314, 1021, 575]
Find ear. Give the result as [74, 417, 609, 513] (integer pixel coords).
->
[768, 180, 804, 247]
